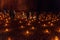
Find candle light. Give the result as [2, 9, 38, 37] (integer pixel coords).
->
[48, 22, 51, 24]
[5, 20, 9, 23]
[0, 16, 1, 17]
[25, 19, 27, 21]
[33, 16, 36, 20]
[4, 28, 9, 32]
[38, 21, 40, 23]
[41, 20, 44, 22]
[27, 22, 31, 26]
[29, 21, 31, 23]
[56, 19, 59, 21]
[43, 29, 50, 34]
[4, 23, 8, 27]
[51, 36, 59, 40]
[17, 16, 20, 19]
[50, 23, 54, 26]
[55, 36, 59, 40]
[31, 26, 35, 30]
[0, 17, 3, 20]
[56, 27, 60, 33]
[19, 21, 22, 23]
[31, 19, 34, 22]
[5, 18, 8, 21]
[51, 20, 54, 22]
[20, 25, 24, 29]
[23, 30, 32, 37]
[8, 17, 11, 20]
[7, 37, 12, 40]
[29, 16, 32, 19]
[42, 24, 47, 27]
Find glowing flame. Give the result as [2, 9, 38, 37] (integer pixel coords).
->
[26, 30, 29, 34]
[19, 21, 22, 23]
[50, 23, 54, 26]
[42, 24, 47, 27]
[30, 16, 32, 19]
[20, 25, 24, 29]
[23, 30, 32, 37]
[55, 36, 59, 40]
[31, 26, 35, 30]
[27, 23, 31, 26]
[8, 37, 11, 40]
[48, 22, 51, 24]
[31, 19, 34, 21]
[5, 28, 9, 32]
[51, 36, 59, 40]
[44, 29, 50, 34]
[56, 28, 60, 33]
[5, 20, 9, 23]
[4, 23, 8, 26]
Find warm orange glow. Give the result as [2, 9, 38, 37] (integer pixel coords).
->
[19, 21, 22, 23]
[50, 23, 54, 26]
[56, 28, 60, 33]
[8, 37, 11, 40]
[4, 23, 8, 26]
[0, 16, 1, 17]
[29, 16, 32, 19]
[41, 20, 44, 22]
[31, 26, 35, 30]
[42, 24, 47, 27]
[17, 16, 20, 18]
[21, 18, 24, 19]
[26, 30, 29, 34]
[38, 21, 40, 23]
[44, 29, 50, 34]
[33, 16, 36, 19]
[48, 22, 51, 24]
[23, 30, 32, 36]
[51, 36, 59, 40]
[51, 20, 54, 22]
[51, 36, 60, 40]
[0, 13, 4, 20]
[29, 21, 31, 23]
[0, 18, 3, 20]
[5, 19, 8, 21]
[5, 20, 9, 23]
[55, 36, 59, 40]
[8, 17, 11, 20]
[27, 23, 31, 26]
[25, 19, 27, 21]
[54, 20, 56, 22]
[24, 30, 30, 36]
[22, 12, 25, 16]
[56, 19, 59, 21]
[20, 25, 24, 29]
[5, 28, 9, 32]
[46, 16, 51, 20]
[31, 19, 34, 21]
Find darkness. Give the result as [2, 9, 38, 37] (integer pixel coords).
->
[1, 0, 60, 12]
[31, 0, 60, 12]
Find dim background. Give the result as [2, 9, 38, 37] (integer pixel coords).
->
[0, 0, 60, 11]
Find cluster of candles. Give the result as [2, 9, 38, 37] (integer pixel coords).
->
[0, 11, 60, 40]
